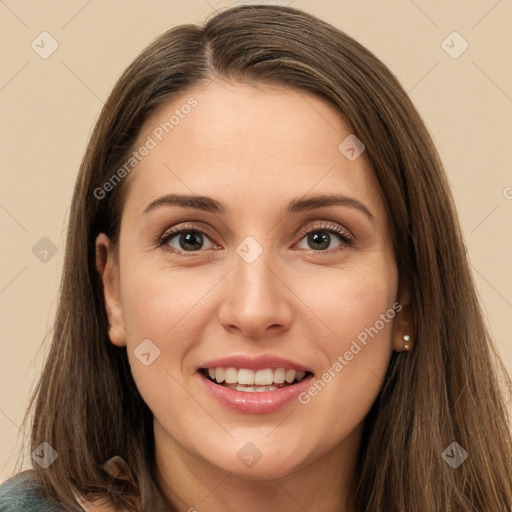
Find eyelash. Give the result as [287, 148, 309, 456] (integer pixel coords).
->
[154, 221, 354, 256]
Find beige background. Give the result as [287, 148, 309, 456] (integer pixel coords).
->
[1, 0, 511, 482]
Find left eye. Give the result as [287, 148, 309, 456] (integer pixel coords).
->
[296, 229, 351, 251]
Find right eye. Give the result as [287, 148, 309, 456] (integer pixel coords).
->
[158, 224, 221, 254]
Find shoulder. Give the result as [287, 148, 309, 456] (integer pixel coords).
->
[0, 471, 75, 511]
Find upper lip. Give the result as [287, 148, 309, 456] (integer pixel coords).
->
[198, 354, 313, 373]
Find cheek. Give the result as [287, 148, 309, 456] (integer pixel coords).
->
[299, 276, 397, 428]
[118, 264, 220, 412]
[120, 263, 218, 341]
[293, 260, 397, 420]
[297, 255, 397, 345]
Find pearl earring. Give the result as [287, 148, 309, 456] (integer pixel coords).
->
[403, 334, 411, 351]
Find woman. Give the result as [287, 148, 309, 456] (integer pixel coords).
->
[1, 4, 511, 511]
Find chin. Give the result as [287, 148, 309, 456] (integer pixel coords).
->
[200, 438, 313, 481]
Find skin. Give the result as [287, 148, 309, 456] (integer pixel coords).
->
[95, 80, 412, 512]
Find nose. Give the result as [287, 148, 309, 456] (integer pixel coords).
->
[217, 244, 293, 339]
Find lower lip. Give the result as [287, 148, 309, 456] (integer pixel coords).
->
[198, 372, 314, 414]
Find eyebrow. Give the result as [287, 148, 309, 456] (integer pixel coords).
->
[142, 193, 375, 222]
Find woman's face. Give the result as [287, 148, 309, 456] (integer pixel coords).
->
[97, 80, 411, 481]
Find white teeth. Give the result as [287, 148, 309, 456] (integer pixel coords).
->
[224, 384, 280, 393]
[255, 368, 275, 386]
[205, 367, 309, 386]
[273, 368, 285, 383]
[238, 368, 255, 385]
[238, 385, 257, 392]
[224, 367, 238, 384]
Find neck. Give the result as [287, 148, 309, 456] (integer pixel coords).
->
[153, 420, 361, 512]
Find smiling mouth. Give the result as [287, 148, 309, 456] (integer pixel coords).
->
[199, 367, 314, 393]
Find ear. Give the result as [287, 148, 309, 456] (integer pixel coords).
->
[392, 281, 414, 352]
[95, 233, 127, 347]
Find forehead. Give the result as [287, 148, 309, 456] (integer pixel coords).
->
[121, 80, 385, 220]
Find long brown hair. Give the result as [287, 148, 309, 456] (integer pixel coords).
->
[14, 4, 512, 511]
